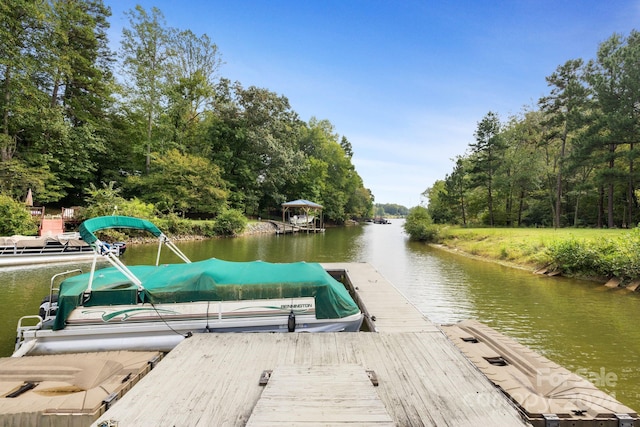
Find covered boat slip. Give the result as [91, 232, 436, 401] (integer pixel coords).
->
[0, 351, 162, 427]
[280, 199, 325, 233]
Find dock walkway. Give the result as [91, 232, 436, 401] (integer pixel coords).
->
[93, 262, 526, 426]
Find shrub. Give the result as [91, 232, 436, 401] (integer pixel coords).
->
[192, 221, 217, 238]
[156, 213, 192, 236]
[213, 208, 247, 236]
[599, 228, 640, 279]
[0, 195, 38, 235]
[116, 198, 156, 219]
[403, 206, 440, 242]
[546, 238, 599, 276]
[499, 245, 509, 260]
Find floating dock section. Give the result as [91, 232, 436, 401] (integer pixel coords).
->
[0, 351, 162, 426]
[442, 320, 638, 427]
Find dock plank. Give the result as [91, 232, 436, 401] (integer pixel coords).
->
[247, 365, 394, 426]
[323, 262, 439, 333]
[92, 333, 527, 427]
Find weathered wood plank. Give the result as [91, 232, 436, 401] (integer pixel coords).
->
[247, 365, 394, 426]
[92, 333, 527, 427]
[323, 262, 440, 333]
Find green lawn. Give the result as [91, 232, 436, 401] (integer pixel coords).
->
[438, 227, 629, 269]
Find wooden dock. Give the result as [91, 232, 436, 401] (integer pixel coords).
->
[265, 219, 325, 234]
[92, 262, 527, 426]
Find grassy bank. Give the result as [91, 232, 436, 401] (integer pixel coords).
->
[436, 227, 630, 275]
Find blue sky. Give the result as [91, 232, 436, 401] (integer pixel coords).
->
[104, 1, 640, 208]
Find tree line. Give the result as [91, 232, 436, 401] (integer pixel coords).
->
[0, 1, 373, 225]
[375, 203, 409, 217]
[426, 30, 640, 228]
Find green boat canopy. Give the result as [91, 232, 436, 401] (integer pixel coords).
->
[53, 259, 360, 330]
[79, 216, 163, 245]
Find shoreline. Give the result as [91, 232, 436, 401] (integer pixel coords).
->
[123, 220, 278, 245]
[431, 242, 628, 288]
[430, 243, 535, 273]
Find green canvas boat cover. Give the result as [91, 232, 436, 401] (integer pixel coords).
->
[52, 259, 360, 330]
[79, 216, 163, 245]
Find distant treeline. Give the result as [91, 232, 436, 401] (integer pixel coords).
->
[426, 30, 640, 228]
[375, 203, 409, 217]
[0, 2, 373, 223]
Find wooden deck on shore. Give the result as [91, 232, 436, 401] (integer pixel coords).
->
[92, 262, 527, 427]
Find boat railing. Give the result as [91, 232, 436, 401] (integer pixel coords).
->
[14, 315, 43, 355]
[0, 244, 94, 256]
[86, 244, 142, 295]
[84, 233, 191, 298]
[46, 269, 82, 318]
[14, 270, 85, 356]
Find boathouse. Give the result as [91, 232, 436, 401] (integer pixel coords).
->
[281, 199, 324, 232]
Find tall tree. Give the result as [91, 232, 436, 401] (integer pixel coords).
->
[42, 0, 113, 204]
[207, 81, 306, 215]
[47, 0, 113, 126]
[0, 0, 111, 203]
[469, 112, 503, 226]
[539, 59, 589, 227]
[449, 156, 469, 225]
[295, 118, 371, 222]
[424, 180, 453, 224]
[586, 33, 636, 227]
[0, 0, 47, 162]
[120, 5, 172, 173]
[435, 156, 469, 225]
[619, 30, 640, 226]
[499, 112, 546, 226]
[165, 29, 222, 148]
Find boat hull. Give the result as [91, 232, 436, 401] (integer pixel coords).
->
[0, 235, 124, 267]
[0, 253, 97, 267]
[14, 298, 363, 356]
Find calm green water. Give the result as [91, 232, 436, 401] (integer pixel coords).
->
[2, 220, 639, 409]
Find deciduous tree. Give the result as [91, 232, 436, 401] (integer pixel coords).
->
[120, 5, 172, 173]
